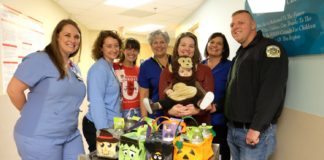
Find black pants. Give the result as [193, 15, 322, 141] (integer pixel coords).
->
[82, 116, 97, 152]
[213, 124, 231, 160]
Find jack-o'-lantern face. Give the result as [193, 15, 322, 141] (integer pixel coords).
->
[176, 148, 197, 160]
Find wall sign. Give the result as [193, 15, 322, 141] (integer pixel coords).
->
[246, 0, 324, 56]
[0, 3, 45, 94]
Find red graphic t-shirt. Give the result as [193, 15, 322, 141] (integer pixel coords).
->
[113, 63, 140, 110]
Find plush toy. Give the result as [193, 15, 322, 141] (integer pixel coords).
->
[96, 129, 119, 159]
[144, 56, 214, 114]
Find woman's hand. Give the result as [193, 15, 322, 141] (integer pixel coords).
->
[205, 103, 217, 113]
[182, 104, 200, 116]
[168, 104, 186, 117]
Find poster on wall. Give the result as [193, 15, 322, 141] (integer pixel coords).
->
[246, 0, 324, 56]
[0, 3, 45, 94]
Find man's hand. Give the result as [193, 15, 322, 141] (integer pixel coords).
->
[246, 128, 260, 146]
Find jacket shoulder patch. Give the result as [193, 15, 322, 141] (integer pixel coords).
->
[266, 45, 281, 58]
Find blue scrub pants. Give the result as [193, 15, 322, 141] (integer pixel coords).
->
[14, 131, 84, 160]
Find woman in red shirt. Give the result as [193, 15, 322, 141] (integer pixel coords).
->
[113, 38, 141, 118]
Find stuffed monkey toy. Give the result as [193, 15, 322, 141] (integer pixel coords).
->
[144, 56, 214, 114]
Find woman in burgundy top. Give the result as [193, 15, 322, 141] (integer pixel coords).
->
[159, 32, 215, 124]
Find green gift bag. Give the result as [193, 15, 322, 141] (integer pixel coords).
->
[119, 120, 151, 160]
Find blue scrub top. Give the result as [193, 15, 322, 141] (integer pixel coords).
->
[202, 59, 232, 125]
[14, 52, 86, 138]
[138, 57, 163, 103]
[85, 58, 121, 130]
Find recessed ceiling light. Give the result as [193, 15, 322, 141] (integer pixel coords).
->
[104, 0, 152, 8]
[129, 24, 164, 32]
[248, 0, 285, 13]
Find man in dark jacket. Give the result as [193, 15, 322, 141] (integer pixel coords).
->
[225, 10, 288, 160]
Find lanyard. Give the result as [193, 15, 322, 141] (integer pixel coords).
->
[107, 61, 123, 101]
[152, 55, 171, 69]
[69, 61, 83, 81]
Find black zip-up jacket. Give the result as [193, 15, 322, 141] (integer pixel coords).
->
[225, 31, 288, 132]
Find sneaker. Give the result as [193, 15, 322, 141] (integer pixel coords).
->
[199, 91, 214, 110]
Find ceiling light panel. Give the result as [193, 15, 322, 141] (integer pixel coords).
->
[104, 0, 153, 8]
[248, 0, 285, 13]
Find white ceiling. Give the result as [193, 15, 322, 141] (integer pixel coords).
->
[53, 0, 206, 36]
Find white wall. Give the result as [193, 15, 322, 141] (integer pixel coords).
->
[0, 0, 92, 159]
[178, 0, 324, 159]
[285, 54, 324, 116]
[2, 0, 324, 159]
[179, 0, 324, 117]
[176, 0, 244, 59]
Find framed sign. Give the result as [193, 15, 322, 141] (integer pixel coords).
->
[246, 0, 324, 56]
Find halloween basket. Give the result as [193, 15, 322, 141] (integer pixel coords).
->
[118, 119, 152, 160]
[144, 116, 186, 160]
[172, 116, 214, 160]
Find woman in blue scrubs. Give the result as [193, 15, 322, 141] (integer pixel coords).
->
[202, 32, 232, 160]
[138, 30, 171, 118]
[82, 30, 122, 152]
[7, 19, 86, 160]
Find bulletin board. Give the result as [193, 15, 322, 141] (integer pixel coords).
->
[246, 0, 324, 56]
[0, 3, 45, 94]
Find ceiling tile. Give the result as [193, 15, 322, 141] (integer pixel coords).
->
[53, 0, 207, 36]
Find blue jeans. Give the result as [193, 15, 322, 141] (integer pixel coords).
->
[227, 123, 277, 160]
[121, 108, 141, 119]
